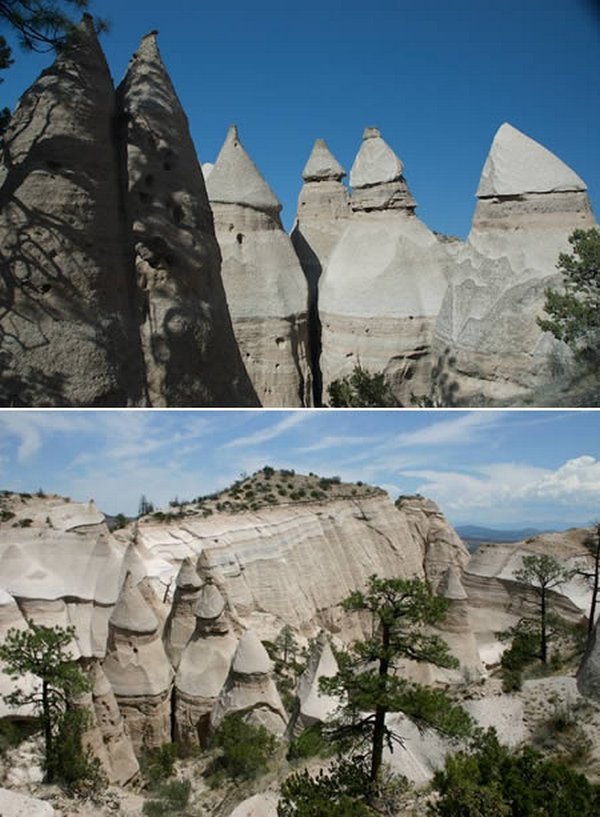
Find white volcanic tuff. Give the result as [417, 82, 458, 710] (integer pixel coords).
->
[319, 214, 450, 404]
[118, 36, 258, 408]
[433, 123, 596, 404]
[136, 495, 428, 633]
[211, 630, 287, 736]
[206, 126, 311, 407]
[0, 16, 144, 407]
[396, 495, 470, 590]
[350, 127, 404, 187]
[0, 505, 127, 657]
[0, 789, 56, 817]
[207, 125, 281, 217]
[302, 138, 346, 181]
[477, 123, 587, 197]
[294, 635, 339, 730]
[228, 793, 278, 817]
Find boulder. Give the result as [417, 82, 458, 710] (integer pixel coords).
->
[228, 792, 279, 817]
[207, 126, 311, 406]
[432, 122, 597, 405]
[0, 16, 144, 407]
[319, 128, 450, 405]
[0, 788, 55, 817]
[117, 34, 258, 408]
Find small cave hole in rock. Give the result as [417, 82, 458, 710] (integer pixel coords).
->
[236, 233, 244, 245]
[275, 337, 285, 347]
[39, 284, 51, 294]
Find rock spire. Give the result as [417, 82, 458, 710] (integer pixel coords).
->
[206, 125, 312, 406]
[432, 122, 597, 405]
[0, 17, 145, 406]
[291, 138, 350, 404]
[118, 35, 259, 407]
[319, 127, 449, 405]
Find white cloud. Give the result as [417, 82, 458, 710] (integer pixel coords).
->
[223, 413, 313, 448]
[391, 411, 504, 449]
[521, 456, 600, 503]
[0, 411, 92, 462]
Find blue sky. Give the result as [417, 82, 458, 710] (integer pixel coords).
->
[0, 410, 599, 530]
[1, 0, 598, 234]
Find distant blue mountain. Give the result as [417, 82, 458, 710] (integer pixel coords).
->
[456, 525, 545, 543]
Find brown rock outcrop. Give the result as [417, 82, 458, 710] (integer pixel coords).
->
[0, 16, 144, 407]
[206, 126, 311, 406]
[117, 35, 258, 407]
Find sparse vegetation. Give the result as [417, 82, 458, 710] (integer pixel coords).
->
[206, 714, 278, 784]
[327, 364, 398, 407]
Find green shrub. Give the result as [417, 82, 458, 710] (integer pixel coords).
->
[46, 708, 107, 796]
[278, 757, 380, 816]
[287, 724, 334, 760]
[143, 780, 191, 817]
[17, 518, 32, 527]
[0, 510, 15, 522]
[208, 714, 277, 781]
[140, 743, 178, 786]
[430, 728, 600, 817]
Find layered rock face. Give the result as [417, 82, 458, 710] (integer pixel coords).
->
[319, 128, 450, 405]
[434, 565, 482, 678]
[136, 492, 430, 637]
[0, 16, 144, 407]
[118, 36, 258, 407]
[396, 495, 470, 590]
[206, 126, 311, 407]
[291, 139, 350, 401]
[433, 123, 597, 404]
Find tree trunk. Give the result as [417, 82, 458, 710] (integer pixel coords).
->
[41, 680, 53, 782]
[588, 535, 600, 645]
[370, 624, 390, 785]
[540, 589, 547, 665]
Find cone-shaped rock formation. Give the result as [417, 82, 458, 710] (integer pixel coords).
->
[0, 16, 144, 406]
[174, 580, 238, 747]
[117, 35, 258, 407]
[292, 633, 339, 733]
[103, 573, 173, 751]
[210, 629, 288, 736]
[319, 128, 450, 405]
[163, 557, 203, 668]
[207, 126, 311, 406]
[433, 122, 597, 405]
[291, 139, 350, 404]
[435, 565, 482, 676]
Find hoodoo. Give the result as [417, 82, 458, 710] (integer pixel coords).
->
[0, 16, 145, 407]
[206, 126, 311, 407]
[291, 138, 350, 403]
[319, 128, 450, 405]
[118, 34, 258, 407]
[432, 122, 597, 404]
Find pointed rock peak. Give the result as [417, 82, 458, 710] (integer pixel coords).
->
[202, 162, 214, 181]
[438, 565, 468, 601]
[232, 630, 272, 675]
[110, 573, 159, 634]
[136, 30, 161, 60]
[350, 127, 404, 188]
[206, 125, 282, 216]
[176, 557, 202, 590]
[194, 581, 226, 620]
[477, 122, 586, 197]
[302, 138, 346, 182]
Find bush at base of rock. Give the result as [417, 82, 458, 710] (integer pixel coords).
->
[287, 723, 334, 761]
[207, 714, 277, 784]
[142, 780, 191, 817]
[140, 743, 178, 785]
